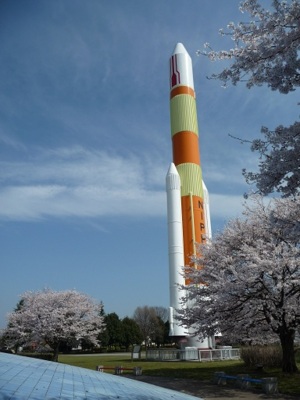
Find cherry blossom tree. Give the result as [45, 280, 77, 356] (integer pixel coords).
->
[242, 122, 300, 197]
[200, 0, 300, 197]
[178, 196, 300, 373]
[5, 289, 104, 361]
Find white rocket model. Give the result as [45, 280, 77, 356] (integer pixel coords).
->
[166, 163, 186, 337]
[166, 42, 213, 348]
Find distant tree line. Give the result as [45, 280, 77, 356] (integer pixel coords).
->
[100, 306, 171, 352]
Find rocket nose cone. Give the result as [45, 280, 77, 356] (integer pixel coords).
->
[167, 162, 179, 176]
[172, 42, 188, 56]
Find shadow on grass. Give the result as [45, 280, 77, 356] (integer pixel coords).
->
[59, 355, 300, 397]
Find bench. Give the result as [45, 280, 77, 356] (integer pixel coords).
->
[96, 365, 142, 376]
[213, 372, 278, 394]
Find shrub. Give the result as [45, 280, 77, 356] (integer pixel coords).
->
[241, 345, 282, 368]
[21, 353, 55, 361]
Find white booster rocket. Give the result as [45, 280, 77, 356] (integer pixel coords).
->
[166, 163, 186, 337]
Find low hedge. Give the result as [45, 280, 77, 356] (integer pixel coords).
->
[241, 345, 282, 368]
[18, 353, 54, 361]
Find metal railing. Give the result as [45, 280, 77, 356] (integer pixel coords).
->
[198, 348, 240, 361]
[147, 348, 199, 361]
[147, 347, 240, 361]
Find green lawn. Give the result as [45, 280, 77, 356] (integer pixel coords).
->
[59, 354, 300, 396]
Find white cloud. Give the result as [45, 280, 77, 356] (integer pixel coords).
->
[210, 193, 245, 220]
[0, 184, 166, 221]
[0, 146, 252, 223]
[0, 131, 27, 151]
[204, 164, 245, 185]
[0, 146, 166, 221]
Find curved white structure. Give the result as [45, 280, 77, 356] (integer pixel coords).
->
[0, 353, 202, 399]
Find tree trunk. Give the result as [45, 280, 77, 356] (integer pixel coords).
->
[52, 343, 60, 362]
[279, 330, 298, 373]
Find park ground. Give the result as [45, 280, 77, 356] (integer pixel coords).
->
[59, 353, 300, 399]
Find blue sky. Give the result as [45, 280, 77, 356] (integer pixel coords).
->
[0, 0, 298, 328]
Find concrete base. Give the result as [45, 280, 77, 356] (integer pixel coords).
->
[261, 377, 278, 394]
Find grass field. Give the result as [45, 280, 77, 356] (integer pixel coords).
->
[59, 353, 300, 396]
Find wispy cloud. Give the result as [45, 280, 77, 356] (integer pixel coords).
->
[0, 145, 248, 223]
[210, 193, 245, 219]
[0, 131, 27, 151]
[0, 146, 166, 221]
[204, 164, 246, 186]
[0, 184, 165, 221]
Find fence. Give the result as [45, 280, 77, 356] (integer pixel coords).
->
[198, 348, 240, 361]
[147, 347, 240, 362]
[147, 349, 182, 361]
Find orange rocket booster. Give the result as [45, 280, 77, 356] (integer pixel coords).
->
[169, 43, 207, 270]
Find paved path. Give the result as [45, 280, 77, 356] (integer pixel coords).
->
[125, 375, 298, 400]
